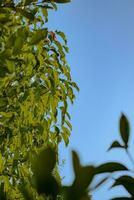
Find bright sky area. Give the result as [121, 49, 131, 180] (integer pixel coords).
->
[47, 1, 134, 199]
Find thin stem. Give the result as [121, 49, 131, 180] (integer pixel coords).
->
[126, 149, 134, 169]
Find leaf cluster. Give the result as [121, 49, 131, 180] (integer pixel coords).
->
[0, 0, 79, 199]
[27, 114, 134, 200]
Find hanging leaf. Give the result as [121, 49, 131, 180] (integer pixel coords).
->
[70, 81, 80, 92]
[42, 7, 48, 20]
[56, 31, 67, 44]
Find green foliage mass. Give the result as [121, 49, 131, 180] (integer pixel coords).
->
[1, 1, 133, 200]
[0, 0, 79, 199]
[30, 114, 134, 200]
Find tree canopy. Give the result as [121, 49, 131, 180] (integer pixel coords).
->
[0, 0, 79, 199]
[1, 1, 134, 200]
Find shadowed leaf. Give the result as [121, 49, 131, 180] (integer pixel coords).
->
[108, 140, 124, 151]
[72, 151, 81, 176]
[112, 175, 134, 196]
[32, 147, 59, 199]
[95, 162, 128, 174]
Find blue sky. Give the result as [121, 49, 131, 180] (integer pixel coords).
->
[48, 1, 134, 199]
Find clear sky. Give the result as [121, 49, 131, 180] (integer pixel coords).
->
[48, 1, 134, 199]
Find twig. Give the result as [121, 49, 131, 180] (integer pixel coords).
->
[126, 149, 134, 170]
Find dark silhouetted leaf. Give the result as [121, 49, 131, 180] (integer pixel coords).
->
[0, 66, 9, 77]
[112, 175, 134, 196]
[36, 175, 59, 199]
[95, 162, 128, 174]
[120, 113, 130, 148]
[108, 140, 124, 151]
[54, 0, 71, 3]
[0, 183, 7, 200]
[32, 147, 59, 199]
[32, 147, 56, 175]
[73, 165, 95, 190]
[72, 151, 80, 176]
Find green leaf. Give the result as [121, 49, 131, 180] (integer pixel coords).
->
[70, 81, 80, 92]
[13, 39, 23, 55]
[54, 40, 63, 52]
[95, 162, 128, 174]
[13, 28, 28, 54]
[3, 176, 9, 192]
[32, 147, 56, 177]
[56, 31, 67, 44]
[6, 60, 15, 73]
[32, 148, 59, 197]
[17, 8, 35, 20]
[24, 0, 33, 5]
[120, 113, 130, 148]
[29, 28, 48, 45]
[0, 66, 9, 77]
[65, 119, 72, 131]
[19, 182, 33, 200]
[42, 7, 48, 20]
[108, 140, 124, 151]
[75, 166, 95, 189]
[0, 183, 6, 200]
[72, 151, 95, 193]
[0, 13, 10, 23]
[62, 131, 69, 146]
[62, 126, 70, 146]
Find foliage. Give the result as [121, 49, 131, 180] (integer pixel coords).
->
[0, 0, 79, 199]
[1, 1, 134, 200]
[27, 114, 134, 200]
